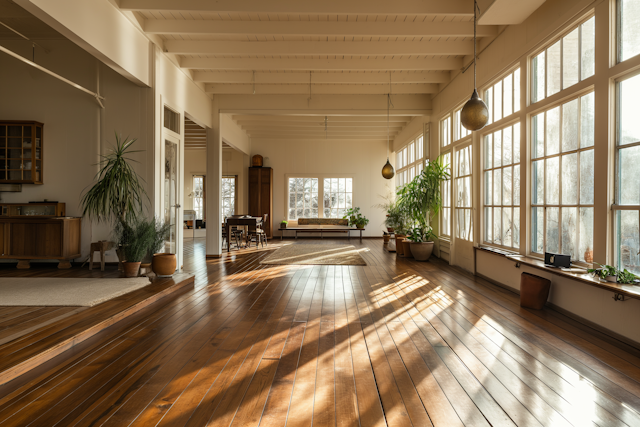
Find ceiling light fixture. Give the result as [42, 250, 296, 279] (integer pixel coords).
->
[460, 0, 488, 131]
[381, 74, 395, 179]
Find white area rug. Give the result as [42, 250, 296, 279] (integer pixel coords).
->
[0, 277, 152, 307]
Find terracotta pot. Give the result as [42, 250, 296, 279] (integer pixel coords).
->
[410, 242, 434, 261]
[402, 239, 414, 258]
[387, 227, 394, 233]
[395, 234, 406, 256]
[152, 253, 177, 277]
[383, 235, 390, 243]
[122, 261, 141, 278]
[584, 249, 594, 263]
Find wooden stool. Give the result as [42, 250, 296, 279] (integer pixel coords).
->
[89, 241, 115, 271]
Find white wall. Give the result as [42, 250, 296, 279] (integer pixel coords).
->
[250, 138, 392, 237]
[0, 39, 153, 261]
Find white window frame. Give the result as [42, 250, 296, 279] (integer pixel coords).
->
[483, 68, 521, 126]
[530, 14, 596, 104]
[284, 173, 355, 222]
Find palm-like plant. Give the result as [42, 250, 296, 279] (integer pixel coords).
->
[396, 155, 450, 239]
[81, 134, 148, 224]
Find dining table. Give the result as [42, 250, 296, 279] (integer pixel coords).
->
[224, 215, 263, 251]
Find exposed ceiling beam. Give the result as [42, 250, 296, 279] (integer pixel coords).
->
[243, 128, 400, 134]
[205, 83, 438, 95]
[232, 115, 412, 122]
[248, 135, 389, 140]
[182, 57, 461, 71]
[165, 40, 473, 56]
[238, 122, 406, 129]
[194, 71, 450, 84]
[145, 20, 497, 38]
[121, 0, 473, 15]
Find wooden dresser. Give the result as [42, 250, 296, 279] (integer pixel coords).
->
[0, 203, 81, 269]
[248, 167, 273, 238]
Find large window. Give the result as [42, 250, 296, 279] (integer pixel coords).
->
[531, 92, 595, 262]
[618, 0, 640, 62]
[396, 134, 425, 188]
[221, 176, 235, 219]
[483, 123, 521, 249]
[615, 73, 640, 274]
[455, 144, 473, 241]
[287, 177, 353, 220]
[531, 17, 595, 103]
[288, 178, 319, 220]
[484, 69, 521, 124]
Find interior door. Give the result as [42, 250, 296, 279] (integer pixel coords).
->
[163, 135, 181, 269]
[453, 141, 475, 271]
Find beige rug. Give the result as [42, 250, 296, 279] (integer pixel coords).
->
[260, 244, 367, 266]
[0, 277, 152, 307]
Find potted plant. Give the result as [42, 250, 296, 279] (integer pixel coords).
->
[588, 263, 638, 284]
[81, 134, 149, 268]
[343, 207, 370, 229]
[385, 199, 409, 256]
[148, 218, 175, 277]
[383, 231, 390, 244]
[115, 217, 155, 278]
[374, 187, 396, 233]
[406, 225, 436, 261]
[280, 220, 288, 229]
[396, 155, 450, 262]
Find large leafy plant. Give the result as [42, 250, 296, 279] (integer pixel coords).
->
[81, 134, 148, 224]
[343, 207, 370, 227]
[385, 199, 411, 234]
[396, 155, 450, 240]
[407, 225, 435, 243]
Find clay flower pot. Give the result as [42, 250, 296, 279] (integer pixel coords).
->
[410, 242, 434, 261]
[122, 261, 141, 278]
[383, 234, 390, 243]
[152, 253, 177, 277]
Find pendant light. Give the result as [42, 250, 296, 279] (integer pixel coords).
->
[460, 0, 488, 131]
[381, 83, 395, 179]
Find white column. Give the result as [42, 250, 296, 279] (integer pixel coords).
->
[206, 99, 222, 257]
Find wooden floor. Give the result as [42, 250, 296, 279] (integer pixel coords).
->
[2, 238, 640, 426]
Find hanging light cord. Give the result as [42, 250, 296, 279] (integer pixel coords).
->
[473, 0, 477, 90]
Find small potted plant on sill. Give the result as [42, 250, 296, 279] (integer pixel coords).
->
[280, 220, 288, 229]
[344, 207, 370, 229]
[588, 263, 639, 284]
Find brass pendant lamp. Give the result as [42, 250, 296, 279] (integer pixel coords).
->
[460, 0, 489, 131]
[381, 91, 395, 179]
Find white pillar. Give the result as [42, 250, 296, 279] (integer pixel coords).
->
[206, 100, 222, 257]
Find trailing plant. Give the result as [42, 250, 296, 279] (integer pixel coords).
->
[343, 207, 370, 228]
[114, 216, 156, 263]
[406, 225, 435, 243]
[396, 155, 450, 240]
[587, 263, 638, 284]
[81, 133, 148, 224]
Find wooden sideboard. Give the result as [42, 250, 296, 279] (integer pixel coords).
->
[0, 217, 81, 269]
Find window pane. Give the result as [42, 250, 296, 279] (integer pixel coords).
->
[503, 166, 512, 205]
[532, 160, 544, 205]
[504, 74, 513, 117]
[514, 69, 521, 112]
[494, 80, 503, 122]
[532, 52, 546, 103]
[532, 207, 544, 253]
[620, 0, 640, 62]
[485, 207, 492, 242]
[616, 210, 640, 274]
[409, 142, 415, 163]
[561, 207, 578, 258]
[562, 28, 580, 89]
[581, 17, 595, 78]
[547, 41, 562, 97]
[533, 114, 544, 159]
[562, 98, 579, 152]
[514, 207, 520, 248]
[580, 150, 594, 204]
[503, 128, 512, 165]
[546, 106, 561, 155]
[494, 130, 502, 168]
[514, 165, 521, 205]
[619, 145, 640, 205]
[493, 169, 502, 206]
[546, 156, 560, 204]
[485, 87, 493, 124]
[581, 92, 595, 148]
[620, 74, 640, 146]
[561, 153, 578, 205]
[514, 122, 521, 163]
[503, 208, 512, 247]
[493, 207, 502, 245]
[546, 207, 560, 253]
[579, 207, 594, 263]
[485, 171, 492, 205]
[484, 134, 492, 169]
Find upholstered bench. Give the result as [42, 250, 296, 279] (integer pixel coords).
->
[280, 218, 365, 241]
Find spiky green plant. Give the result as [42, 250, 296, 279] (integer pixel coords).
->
[81, 133, 148, 224]
[114, 216, 156, 263]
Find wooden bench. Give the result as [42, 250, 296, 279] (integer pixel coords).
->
[280, 218, 366, 241]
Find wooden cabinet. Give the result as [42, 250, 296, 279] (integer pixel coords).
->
[0, 202, 65, 217]
[0, 217, 81, 269]
[0, 121, 44, 184]
[248, 167, 273, 238]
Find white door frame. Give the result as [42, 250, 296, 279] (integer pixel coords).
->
[161, 130, 183, 270]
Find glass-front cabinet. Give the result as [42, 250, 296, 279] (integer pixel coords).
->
[0, 121, 43, 184]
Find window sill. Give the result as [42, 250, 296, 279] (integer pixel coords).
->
[475, 247, 640, 301]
